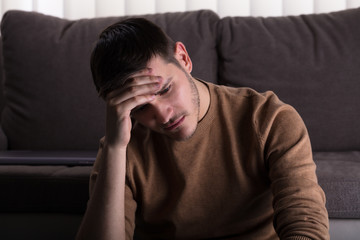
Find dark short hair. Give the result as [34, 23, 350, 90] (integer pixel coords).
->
[91, 18, 177, 98]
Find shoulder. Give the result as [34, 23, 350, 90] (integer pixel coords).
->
[206, 80, 281, 104]
[205, 81, 305, 135]
[206, 81, 289, 115]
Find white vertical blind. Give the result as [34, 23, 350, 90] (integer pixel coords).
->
[34, 0, 63, 18]
[218, 0, 250, 17]
[2, 0, 32, 12]
[315, 0, 347, 13]
[126, 0, 156, 15]
[348, 0, 360, 8]
[156, 0, 186, 13]
[283, 0, 314, 16]
[186, 0, 217, 12]
[0, 0, 359, 20]
[96, 0, 125, 17]
[64, 0, 95, 19]
[251, 0, 283, 17]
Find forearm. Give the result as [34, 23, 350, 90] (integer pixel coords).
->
[264, 106, 329, 239]
[76, 145, 127, 240]
[272, 177, 329, 240]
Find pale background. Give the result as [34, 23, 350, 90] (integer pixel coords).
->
[0, 0, 359, 20]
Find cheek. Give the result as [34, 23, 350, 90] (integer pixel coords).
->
[170, 85, 193, 110]
[170, 88, 183, 108]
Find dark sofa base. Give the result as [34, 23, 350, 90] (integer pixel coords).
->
[0, 213, 82, 240]
[0, 164, 93, 214]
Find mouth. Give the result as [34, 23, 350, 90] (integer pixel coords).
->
[163, 116, 185, 131]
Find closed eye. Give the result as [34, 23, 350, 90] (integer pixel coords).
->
[132, 104, 149, 113]
[132, 82, 172, 114]
[157, 84, 172, 96]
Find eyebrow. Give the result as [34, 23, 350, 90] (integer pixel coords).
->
[155, 77, 172, 95]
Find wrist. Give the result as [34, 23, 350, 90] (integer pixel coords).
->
[100, 140, 127, 172]
[103, 138, 128, 153]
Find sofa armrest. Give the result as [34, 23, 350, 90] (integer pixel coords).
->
[0, 124, 8, 150]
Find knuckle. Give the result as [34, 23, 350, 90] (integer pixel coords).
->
[121, 77, 135, 88]
[128, 85, 138, 94]
[107, 98, 116, 106]
[132, 95, 142, 103]
[126, 77, 136, 84]
[133, 95, 149, 105]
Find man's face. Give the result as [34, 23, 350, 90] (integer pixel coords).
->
[131, 56, 200, 141]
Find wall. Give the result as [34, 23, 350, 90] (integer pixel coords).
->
[0, 0, 360, 20]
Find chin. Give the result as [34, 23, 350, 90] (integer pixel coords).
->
[170, 124, 197, 141]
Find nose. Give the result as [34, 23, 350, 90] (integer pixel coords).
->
[152, 102, 173, 124]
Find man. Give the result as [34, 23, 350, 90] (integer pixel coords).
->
[76, 18, 329, 240]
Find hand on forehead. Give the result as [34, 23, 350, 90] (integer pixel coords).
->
[128, 68, 163, 84]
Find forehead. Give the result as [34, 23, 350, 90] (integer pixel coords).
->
[146, 55, 168, 70]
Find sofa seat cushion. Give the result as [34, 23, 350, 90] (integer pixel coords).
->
[0, 151, 96, 213]
[315, 151, 360, 218]
[0, 150, 96, 165]
[0, 10, 219, 150]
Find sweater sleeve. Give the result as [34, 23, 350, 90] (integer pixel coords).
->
[257, 94, 329, 240]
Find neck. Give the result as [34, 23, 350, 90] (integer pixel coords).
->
[194, 78, 210, 121]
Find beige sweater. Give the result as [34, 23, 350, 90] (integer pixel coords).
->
[91, 82, 329, 239]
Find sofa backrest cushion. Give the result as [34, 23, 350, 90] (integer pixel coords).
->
[0, 10, 219, 150]
[217, 8, 360, 151]
[0, 39, 4, 114]
[0, 38, 7, 150]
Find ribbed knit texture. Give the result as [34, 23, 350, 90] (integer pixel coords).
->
[286, 236, 312, 240]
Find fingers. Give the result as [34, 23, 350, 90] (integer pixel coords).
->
[107, 77, 160, 105]
[106, 70, 162, 113]
[107, 75, 159, 97]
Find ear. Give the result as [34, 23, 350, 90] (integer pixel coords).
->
[174, 42, 192, 73]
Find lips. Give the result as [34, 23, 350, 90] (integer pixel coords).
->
[163, 116, 185, 131]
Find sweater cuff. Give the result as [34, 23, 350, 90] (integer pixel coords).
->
[285, 236, 312, 240]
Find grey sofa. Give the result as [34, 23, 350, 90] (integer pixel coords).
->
[0, 8, 359, 240]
